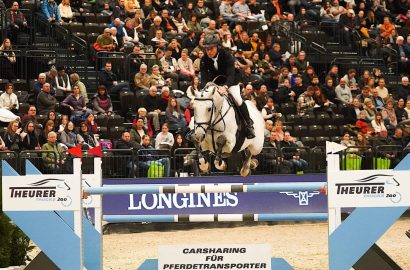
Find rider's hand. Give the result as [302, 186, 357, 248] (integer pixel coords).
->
[218, 86, 228, 95]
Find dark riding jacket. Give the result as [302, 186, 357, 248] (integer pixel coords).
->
[200, 48, 240, 88]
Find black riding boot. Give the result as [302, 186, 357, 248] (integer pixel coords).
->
[239, 103, 255, 139]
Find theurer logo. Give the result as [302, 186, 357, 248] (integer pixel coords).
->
[9, 178, 72, 205]
[336, 174, 401, 203]
[280, 191, 320, 206]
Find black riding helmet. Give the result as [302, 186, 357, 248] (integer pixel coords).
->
[203, 34, 220, 48]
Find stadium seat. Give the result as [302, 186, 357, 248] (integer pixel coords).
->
[332, 113, 345, 125]
[107, 115, 125, 127]
[292, 125, 308, 137]
[82, 13, 97, 23]
[95, 114, 108, 127]
[331, 136, 342, 142]
[96, 14, 111, 24]
[315, 136, 329, 147]
[300, 136, 316, 148]
[282, 125, 293, 132]
[109, 126, 125, 140]
[69, 22, 84, 33]
[323, 125, 339, 136]
[280, 102, 296, 115]
[308, 125, 323, 137]
[85, 23, 105, 35]
[0, 79, 8, 90]
[316, 113, 332, 125]
[285, 114, 301, 125]
[120, 91, 136, 116]
[12, 79, 28, 92]
[303, 113, 317, 126]
[97, 127, 110, 139]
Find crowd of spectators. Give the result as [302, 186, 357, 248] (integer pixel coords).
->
[1, 0, 410, 175]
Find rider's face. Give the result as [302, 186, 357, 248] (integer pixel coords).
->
[205, 46, 218, 58]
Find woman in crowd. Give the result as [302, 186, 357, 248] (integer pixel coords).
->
[43, 111, 59, 132]
[0, 38, 16, 82]
[186, 14, 201, 32]
[58, 115, 69, 133]
[60, 121, 78, 149]
[381, 99, 397, 129]
[38, 120, 55, 146]
[313, 86, 334, 116]
[149, 64, 167, 87]
[358, 69, 371, 89]
[158, 86, 171, 111]
[77, 122, 99, 149]
[371, 112, 387, 133]
[166, 97, 187, 132]
[20, 121, 41, 150]
[221, 33, 235, 50]
[340, 132, 356, 148]
[404, 99, 410, 120]
[155, 123, 174, 150]
[362, 98, 377, 121]
[85, 114, 98, 135]
[322, 76, 337, 103]
[92, 85, 113, 116]
[0, 83, 19, 115]
[62, 85, 91, 124]
[178, 48, 195, 80]
[273, 120, 285, 141]
[395, 98, 408, 122]
[193, 50, 204, 74]
[3, 120, 21, 151]
[59, 0, 74, 23]
[70, 73, 89, 104]
[130, 117, 149, 144]
[172, 10, 189, 35]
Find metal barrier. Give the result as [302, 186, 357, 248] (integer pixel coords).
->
[125, 52, 156, 82]
[24, 50, 56, 80]
[95, 51, 127, 84]
[0, 49, 24, 80]
[340, 146, 373, 171]
[19, 150, 58, 174]
[173, 148, 198, 176]
[374, 145, 404, 170]
[135, 149, 171, 177]
[0, 151, 19, 173]
[101, 149, 134, 178]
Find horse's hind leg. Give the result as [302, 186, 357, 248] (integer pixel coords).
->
[240, 148, 252, 177]
[214, 135, 227, 171]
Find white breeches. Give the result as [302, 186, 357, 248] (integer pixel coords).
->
[228, 85, 243, 106]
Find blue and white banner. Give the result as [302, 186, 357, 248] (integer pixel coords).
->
[101, 174, 327, 216]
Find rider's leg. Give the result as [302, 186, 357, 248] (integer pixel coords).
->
[228, 85, 256, 139]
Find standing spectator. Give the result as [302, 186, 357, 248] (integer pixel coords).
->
[335, 78, 352, 104]
[61, 85, 91, 123]
[55, 66, 71, 96]
[70, 73, 89, 104]
[60, 121, 78, 149]
[166, 98, 186, 132]
[40, 0, 63, 24]
[36, 83, 57, 115]
[155, 123, 174, 149]
[134, 64, 151, 90]
[20, 121, 41, 150]
[0, 83, 19, 115]
[3, 120, 21, 151]
[143, 86, 161, 133]
[58, 0, 74, 23]
[98, 62, 129, 99]
[92, 85, 113, 115]
[41, 131, 68, 173]
[0, 38, 16, 82]
[6, 2, 29, 43]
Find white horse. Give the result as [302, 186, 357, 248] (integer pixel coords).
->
[188, 82, 265, 176]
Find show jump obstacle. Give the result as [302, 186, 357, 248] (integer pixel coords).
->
[2, 142, 410, 270]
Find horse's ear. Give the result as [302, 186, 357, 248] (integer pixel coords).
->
[187, 87, 196, 100]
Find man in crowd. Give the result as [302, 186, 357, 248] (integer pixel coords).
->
[142, 86, 161, 133]
[98, 62, 129, 99]
[36, 83, 57, 115]
[7, 1, 29, 43]
[41, 131, 68, 173]
[134, 64, 151, 90]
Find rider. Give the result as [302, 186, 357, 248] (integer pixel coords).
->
[200, 34, 256, 139]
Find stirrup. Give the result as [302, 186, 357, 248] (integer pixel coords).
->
[246, 126, 255, 139]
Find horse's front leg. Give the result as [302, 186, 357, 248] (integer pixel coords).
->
[192, 138, 210, 173]
[214, 135, 227, 171]
[240, 148, 252, 177]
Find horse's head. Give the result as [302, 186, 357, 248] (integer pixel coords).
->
[190, 82, 224, 143]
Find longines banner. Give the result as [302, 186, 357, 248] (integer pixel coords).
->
[328, 169, 410, 208]
[101, 174, 327, 215]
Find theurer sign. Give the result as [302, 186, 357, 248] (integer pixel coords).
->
[328, 170, 410, 208]
[2, 173, 81, 211]
[158, 244, 271, 270]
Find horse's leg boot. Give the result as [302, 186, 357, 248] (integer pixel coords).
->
[239, 103, 255, 139]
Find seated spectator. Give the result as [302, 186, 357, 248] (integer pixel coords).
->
[281, 131, 308, 173]
[355, 110, 373, 135]
[77, 122, 99, 149]
[98, 62, 129, 99]
[194, 0, 213, 27]
[6, 2, 29, 44]
[322, 76, 337, 104]
[3, 120, 21, 151]
[313, 86, 334, 116]
[85, 114, 98, 135]
[394, 76, 410, 101]
[134, 64, 151, 90]
[186, 14, 201, 32]
[43, 111, 59, 132]
[40, 0, 63, 24]
[262, 130, 293, 174]
[139, 134, 171, 177]
[32, 73, 47, 100]
[297, 86, 316, 116]
[264, 120, 274, 140]
[158, 86, 171, 112]
[172, 10, 189, 35]
[262, 97, 280, 122]
[357, 86, 371, 104]
[36, 83, 57, 115]
[148, 15, 164, 40]
[381, 99, 397, 129]
[203, 20, 218, 37]
[379, 17, 395, 42]
[41, 131, 68, 172]
[341, 68, 358, 93]
[21, 105, 41, 130]
[109, 27, 124, 51]
[133, 107, 150, 132]
[166, 98, 186, 132]
[291, 75, 306, 99]
[0, 83, 19, 115]
[151, 29, 169, 49]
[335, 78, 352, 104]
[160, 46, 180, 83]
[0, 38, 16, 82]
[375, 78, 389, 101]
[182, 30, 197, 54]
[45, 67, 58, 95]
[370, 88, 385, 110]
[94, 28, 115, 52]
[232, 0, 264, 21]
[391, 127, 407, 149]
[61, 85, 91, 124]
[219, 0, 237, 28]
[60, 121, 78, 149]
[38, 120, 55, 146]
[58, 0, 74, 23]
[116, 131, 141, 150]
[129, 9, 143, 30]
[160, 9, 178, 37]
[130, 117, 149, 144]
[155, 123, 174, 149]
[58, 115, 69, 133]
[371, 112, 387, 134]
[112, 0, 127, 21]
[143, 87, 162, 132]
[371, 129, 398, 168]
[125, 0, 140, 17]
[150, 64, 168, 88]
[329, 0, 345, 22]
[178, 48, 195, 81]
[55, 66, 71, 96]
[344, 98, 362, 124]
[393, 36, 410, 75]
[363, 98, 377, 121]
[340, 132, 356, 148]
[70, 73, 89, 104]
[278, 78, 295, 104]
[92, 85, 113, 116]
[403, 99, 410, 121]
[123, 18, 140, 46]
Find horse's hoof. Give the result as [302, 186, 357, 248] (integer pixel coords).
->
[214, 160, 226, 171]
[199, 158, 209, 172]
[240, 167, 250, 177]
[250, 159, 259, 170]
